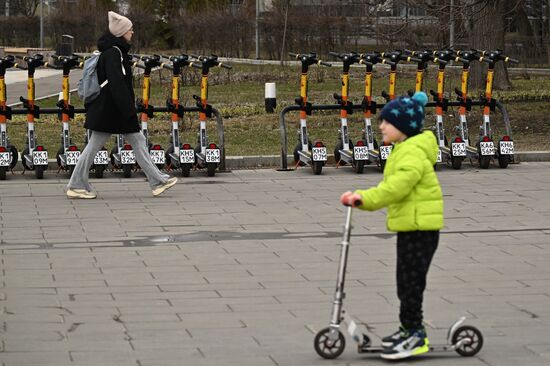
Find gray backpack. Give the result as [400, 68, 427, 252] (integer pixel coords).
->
[77, 46, 125, 104]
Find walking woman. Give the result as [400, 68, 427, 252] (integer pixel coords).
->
[66, 11, 177, 199]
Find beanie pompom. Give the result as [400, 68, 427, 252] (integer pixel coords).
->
[412, 91, 428, 107]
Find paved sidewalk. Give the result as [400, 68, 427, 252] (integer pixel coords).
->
[1, 163, 549, 366]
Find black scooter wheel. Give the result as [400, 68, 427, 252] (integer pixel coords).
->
[314, 327, 345, 359]
[94, 165, 105, 179]
[35, 165, 45, 179]
[479, 155, 491, 169]
[206, 163, 216, 177]
[0, 166, 6, 180]
[452, 325, 483, 357]
[497, 153, 510, 169]
[122, 164, 132, 178]
[451, 156, 463, 170]
[354, 160, 365, 174]
[181, 163, 191, 178]
[9, 145, 18, 169]
[312, 161, 323, 175]
[379, 158, 386, 172]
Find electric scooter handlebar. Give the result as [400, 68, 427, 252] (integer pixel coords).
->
[0, 55, 16, 70]
[289, 52, 331, 67]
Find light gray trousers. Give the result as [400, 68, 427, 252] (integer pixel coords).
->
[67, 131, 170, 192]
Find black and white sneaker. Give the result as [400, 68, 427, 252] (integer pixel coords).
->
[381, 326, 408, 348]
[381, 329, 429, 360]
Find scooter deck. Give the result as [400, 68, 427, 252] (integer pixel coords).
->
[358, 343, 458, 354]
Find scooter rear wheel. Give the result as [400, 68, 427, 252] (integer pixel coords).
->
[451, 156, 463, 170]
[206, 162, 217, 177]
[479, 155, 491, 169]
[497, 153, 510, 169]
[94, 165, 105, 179]
[35, 165, 45, 179]
[452, 325, 483, 357]
[181, 163, 192, 177]
[314, 327, 346, 359]
[312, 161, 323, 175]
[122, 164, 132, 178]
[0, 166, 6, 180]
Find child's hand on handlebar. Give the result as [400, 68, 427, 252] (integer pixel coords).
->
[340, 191, 362, 207]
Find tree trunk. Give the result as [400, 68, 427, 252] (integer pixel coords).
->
[469, 0, 512, 90]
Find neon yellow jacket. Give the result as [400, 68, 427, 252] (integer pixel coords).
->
[355, 131, 444, 232]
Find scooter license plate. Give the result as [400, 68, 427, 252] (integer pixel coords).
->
[312, 147, 327, 161]
[150, 150, 165, 164]
[451, 142, 467, 157]
[205, 148, 220, 163]
[66, 151, 80, 165]
[32, 151, 48, 165]
[0, 151, 11, 166]
[353, 146, 369, 161]
[180, 149, 195, 164]
[94, 150, 109, 165]
[379, 145, 392, 160]
[480, 141, 495, 156]
[499, 141, 514, 155]
[437, 150, 442, 163]
[121, 150, 136, 164]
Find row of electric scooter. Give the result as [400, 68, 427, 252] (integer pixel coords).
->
[0, 53, 230, 180]
[288, 49, 518, 175]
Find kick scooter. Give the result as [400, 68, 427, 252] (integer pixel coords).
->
[450, 49, 481, 169]
[134, 54, 165, 170]
[0, 55, 18, 180]
[162, 54, 198, 177]
[329, 52, 367, 173]
[314, 203, 484, 360]
[48, 54, 82, 176]
[289, 52, 331, 175]
[403, 49, 435, 94]
[377, 50, 407, 170]
[429, 49, 454, 166]
[190, 54, 230, 177]
[17, 54, 48, 179]
[477, 50, 519, 169]
[357, 52, 393, 172]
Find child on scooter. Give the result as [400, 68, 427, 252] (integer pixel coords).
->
[340, 91, 443, 360]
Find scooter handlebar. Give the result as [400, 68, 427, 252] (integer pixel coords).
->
[329, 51, 340, 58]
[190, 62, 202, 69]
[505, 57, 519, 64]
[219, 62, 232, 69]
[288, 52, 298, 58]
[318, 60, 332, 67]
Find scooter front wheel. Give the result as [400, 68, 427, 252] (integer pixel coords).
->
[314, 327, 345, 359]
[452, 325, 483, 357]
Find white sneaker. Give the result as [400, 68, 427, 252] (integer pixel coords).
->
[67, 188, 97, 199]
[152, 177, 178, 197]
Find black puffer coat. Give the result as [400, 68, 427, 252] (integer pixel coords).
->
[84, 32, 140, 134]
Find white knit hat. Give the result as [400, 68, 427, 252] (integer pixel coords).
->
[108, 11, 133, 38]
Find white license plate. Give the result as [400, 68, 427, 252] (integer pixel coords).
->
[66, 150, 80, 165]
[32, 151, 48, 165]
[437, 149, 442, 163]
[353, 146, 369, 161]
[121, 150, 135, 164]
[499, 141, 514, 155]
[312, 147, 327, 161]
[0, 151, 11, 166]
[180, 149, 195, 164]
[150, 149, 165, 164]
[94, 150, 109, 165]
[379, 145, 393, 160]
[451, 142, 467, 157]
[205, 148, 220, 163]
[480, 141, 495, 156]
